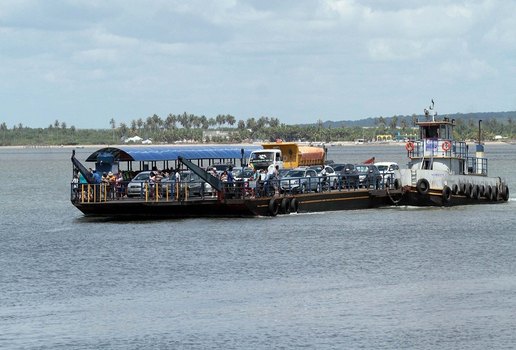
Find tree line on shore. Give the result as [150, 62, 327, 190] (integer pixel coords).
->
[1, 112, 514, 146]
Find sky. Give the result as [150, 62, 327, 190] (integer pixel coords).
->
[1, 0, 516, 129]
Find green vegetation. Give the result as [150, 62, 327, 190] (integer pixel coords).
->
[1, 112, 515, 146]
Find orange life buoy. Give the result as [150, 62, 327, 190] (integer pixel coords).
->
[405, 141, 415, 152]
[442, 141, 452, 151]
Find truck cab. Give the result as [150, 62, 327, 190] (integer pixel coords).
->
[248, 149, 283, 171]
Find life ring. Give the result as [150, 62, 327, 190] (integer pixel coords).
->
[442, 186, 452, 204]
[442, 141, 452, 151]
[416, 178, 430, 195]
[280, 197, 291, 214]
[268, 198, 279, 216]
[405, 141, 415, 152]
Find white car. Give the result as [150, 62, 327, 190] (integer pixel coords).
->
[374, 162, 401, 188]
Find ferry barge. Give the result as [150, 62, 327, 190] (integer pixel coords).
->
[398, 102, 509, 206]
[70, 145, 400, 219]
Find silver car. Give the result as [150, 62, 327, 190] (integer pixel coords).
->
[127, 171, 171, 197]
[280, 168, 320, 193]
[126, 171, 152, 197]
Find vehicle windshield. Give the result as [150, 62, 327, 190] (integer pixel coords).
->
[180, 172, 202, 182]
[285, 170, 305, 178]
[133, 173, 149, 181]
[355, 165, 369, 173]
[250, 152, 273, 161]
[376, 165, 388, 172]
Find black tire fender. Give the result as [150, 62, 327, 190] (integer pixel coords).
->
[280, 197, 291, 214]
[473, 185, 480, 200]
[465, 183, 472, 197]
[469, 184, 477, 199]
[502, 185, 509, 201]
[460, 183, 467, 195]
[289, 198, 298, 213]
[442, 186, 452, 204]
[268, 198, 279, 216]
[416, 178, 430, 195]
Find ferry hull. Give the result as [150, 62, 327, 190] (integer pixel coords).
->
[73, 189, 394, 219]
[399, 187, 508, 207]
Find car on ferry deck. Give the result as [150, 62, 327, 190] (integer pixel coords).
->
[126, 170, 172, 197]
[332, 164, 360, 189]
[354, 164, 382, 189]
[374, 162, 401, 188]
[127, 171, 152, 197]
[280, 167, 320, 194]
[308, 165, 338, 189]
[232, 167, 255, 181]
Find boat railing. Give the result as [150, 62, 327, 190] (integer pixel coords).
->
[71, 173, 399, 203]
[466, 156, 488, 176]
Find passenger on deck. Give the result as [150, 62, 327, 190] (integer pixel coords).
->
[107, 171, 117, 198]
[101, 172, 110, 198]
[116, 171, 125, 198]
[71, 173, 79, 200]
[92, 169, 101, 184]
[174, 168, 181, 200]
[220, 170, 228, 182]
[227, 166, 234, 184]
[149, 171, 157, 198]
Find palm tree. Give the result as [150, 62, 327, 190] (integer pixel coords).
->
[390, 116, 398, 130]
[200, 115, 209, 129]
[226, 114, 236, 127]
[119, 123, 128, 140]
[215, 114, 225, 127]
[165, 113, 177, 130]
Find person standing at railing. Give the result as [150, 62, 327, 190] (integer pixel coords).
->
[101, 172, 110, 199]
[149, 171, 157, 199]
[115, 172, 125, 199]
[174, 168, 181, 200]
[71, 173, 79, 201]
[91, 169, 102, 201]
[107, 171, 117, 199]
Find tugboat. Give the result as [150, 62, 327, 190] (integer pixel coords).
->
[399, 101, 509, 206]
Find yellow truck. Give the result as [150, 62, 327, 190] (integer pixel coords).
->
[248, 142, 326, 171]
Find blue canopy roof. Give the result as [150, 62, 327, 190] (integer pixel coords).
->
[85, 145, 261, 162]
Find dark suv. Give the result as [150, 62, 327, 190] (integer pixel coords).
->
[354, 164, 382, 189]
[335, 164, 360, 189]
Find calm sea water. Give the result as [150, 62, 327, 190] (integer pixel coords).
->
[1, 145, 515, 349]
